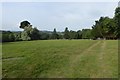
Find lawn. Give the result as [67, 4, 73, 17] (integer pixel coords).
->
[2, 40, 118, 78]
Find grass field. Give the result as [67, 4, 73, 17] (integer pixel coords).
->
[2, 40, 118, 78]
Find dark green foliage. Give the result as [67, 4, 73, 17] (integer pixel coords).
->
[40, 32, 50, 40]
[20, 21, 30, 29]
[76, 30, 82, 39]
[2, 31, 15, 42]
[9, 33, 15, 42]
[105, 18, 116, 39]
[115, 7, 120, 15]
[81, 29, 92, 39]
[51, 28, 59, 39]
[92, 16, 117, 39]
[2, 33, 9, 42]
[69, 30, 78, 39]
[64, 27, 70, 39]
[91, 7, 120, 39]
[58, 35, 63, 39]
[30, 27, 40, 40]
[114, 7, 120, 39]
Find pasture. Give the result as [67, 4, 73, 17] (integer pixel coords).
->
[2, 40, 118, 78]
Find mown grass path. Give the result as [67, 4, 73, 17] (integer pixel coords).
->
[2, 40, 118, 78]
[68, 41, 101, 78]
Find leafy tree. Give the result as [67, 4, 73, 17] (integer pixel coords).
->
[30, 27, 40, 40]
[81, 29, 92, 39]
[92, 17, 116, 39]
[40, 32, 49, 40]
[20, 21, 40, 41]
[64, 27, 70, 39]
[69, 30, 78, 39]
[105, 18, 116, 39]
[91, 21, 102, 39]
[114, 7, 120, 39]
[58, 34, 64, 39]
[9, 33, 15, 42]
[20, 21, 31, 29]
[77, 30, 82, 39]
[2, 33, 9, 42]
[51, 28, 59, 39]
[2, 31, 15, 42]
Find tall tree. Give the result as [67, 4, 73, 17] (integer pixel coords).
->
[51, 28, 59, 39]
[77, 30, 82, 39]
[30, 27, 40, 40]
[92, 17, 116, 39]
[20, 21, 40, 40]
[64, 27, 70, 39]
[114, 7, 120, 39]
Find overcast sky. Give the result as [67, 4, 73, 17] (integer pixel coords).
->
[1, 1, 119, 31]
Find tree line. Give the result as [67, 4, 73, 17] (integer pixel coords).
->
[1, 7, 120, 42]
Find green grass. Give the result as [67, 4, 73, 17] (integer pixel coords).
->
[2, 40, 118, 78]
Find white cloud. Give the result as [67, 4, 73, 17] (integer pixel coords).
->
[2, 2, 118, 31]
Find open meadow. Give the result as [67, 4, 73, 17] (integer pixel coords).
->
[2, 40, 118, 78]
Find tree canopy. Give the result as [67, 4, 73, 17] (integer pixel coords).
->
[20, 21, 40, 41]
[20, 21, 31, 29]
